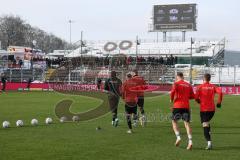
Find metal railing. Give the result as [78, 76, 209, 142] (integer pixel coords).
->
[3, 68, 45, 83]
[1, 58, 240, 86]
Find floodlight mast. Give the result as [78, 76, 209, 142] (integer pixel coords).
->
[136, 36, 140, 67]
[80, 31, 83, 66]
[189, 37, 194, 84]
[69, 20, 73, 45]
[68, 20, 74, 84]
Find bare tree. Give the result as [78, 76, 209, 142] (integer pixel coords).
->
[0, 15, 69, 53]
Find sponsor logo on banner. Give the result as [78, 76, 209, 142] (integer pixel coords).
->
[169, 9, 179, 14]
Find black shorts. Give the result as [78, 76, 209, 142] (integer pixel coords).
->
[172, 108, 191, 122]
[137, 96, 144, 108]
[200, 111, 215, 123]
[125, 102, 137, 115]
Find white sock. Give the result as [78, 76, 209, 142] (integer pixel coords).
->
[175, 131, 181, 140]
[188, 134, 193, 144]
[208, 141, 212, 146]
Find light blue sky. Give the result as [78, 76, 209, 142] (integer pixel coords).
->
[0, 0, 239, 47]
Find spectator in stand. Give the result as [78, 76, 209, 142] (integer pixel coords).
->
[97, 78, 102, 90]
[166, 55, 171, 65]
[159, 56, 164, 65]
[19, 59, 23, 68]
[13, 58, 16, 66]
[27, 78, 32, 90]
[44, 55, 178, 69]
[1, 73, 7, 92]
[170, 54, 174, 65]
[174, 56, 178, 64]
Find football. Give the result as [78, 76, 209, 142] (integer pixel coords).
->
[2, 121, 10, 128]
[96, 126, 102, 131]
[45, 117, 53, 124]
[16, 120, 24, 127]
[72, 116, 80, 122]
[31, 119, 38, 126]
[60, 116, 67, 123]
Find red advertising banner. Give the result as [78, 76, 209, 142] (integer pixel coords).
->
[49, 83, 98, 91]
[1, 83, 240, 95]
[4, 82, 49, 90]
[221, 86, 240, 95]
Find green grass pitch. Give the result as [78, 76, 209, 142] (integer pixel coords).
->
[0, 91, 239, 160]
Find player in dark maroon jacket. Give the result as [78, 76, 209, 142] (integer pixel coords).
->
[170, 72, 195, 150]
[195, 73, 223, 150]
[104, 71, 122, 127]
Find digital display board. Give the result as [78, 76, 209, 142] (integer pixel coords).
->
[153, 4, 197, 31]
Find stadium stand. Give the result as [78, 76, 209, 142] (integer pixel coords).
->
[1, 38, 238, 85]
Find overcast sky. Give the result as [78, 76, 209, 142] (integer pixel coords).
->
[0, 0, 239, 49]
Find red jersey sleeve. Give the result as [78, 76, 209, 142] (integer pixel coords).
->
[195, 85, 200, 100]
[215, 86, 223, 104]
[142, 79, 148, 90]
[122, 82, 126, 99]
[189, 85, 195, 99]
[170, 83, 176, 101]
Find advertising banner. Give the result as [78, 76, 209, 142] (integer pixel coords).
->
[2, 83, 240, 95]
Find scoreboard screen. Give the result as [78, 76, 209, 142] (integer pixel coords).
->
[153, 4, 197, 31]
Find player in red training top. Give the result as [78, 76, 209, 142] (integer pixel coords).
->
[195, 73, 223, 150]
[122, 73, 138, 134]
[132, 69, 147, 126]
[170, 72, 195, 150]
